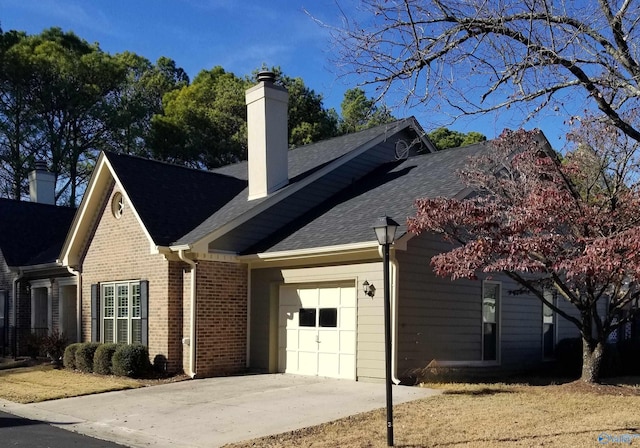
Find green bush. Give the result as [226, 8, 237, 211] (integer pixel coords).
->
[93, 343, 119, 375]
[112, 344, 151, 378]
[75, 342, 100, 373]
[63, 343, 83, 370]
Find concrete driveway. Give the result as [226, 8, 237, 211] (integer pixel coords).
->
[0, 374, 439, 448]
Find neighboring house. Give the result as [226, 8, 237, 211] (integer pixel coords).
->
[59, 72, 580, 381]
[0, 165, 77, 356]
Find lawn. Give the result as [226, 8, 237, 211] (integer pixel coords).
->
[0, 363, 143, 403]
[223, 380, 640, 448]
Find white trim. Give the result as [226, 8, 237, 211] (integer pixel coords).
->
[242, 241, 380, 263]
[481, 280, 502, 364]
[246, 265, 252, 368]
[29, 279, 52, 334]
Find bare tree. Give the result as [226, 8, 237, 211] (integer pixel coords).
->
[331, 0, 640, 141]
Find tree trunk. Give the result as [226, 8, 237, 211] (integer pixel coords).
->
[581, 338, 604, 383]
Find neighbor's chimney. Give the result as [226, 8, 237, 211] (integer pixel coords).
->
[28, 160, 55, 205]
[245, 70, 289, 200]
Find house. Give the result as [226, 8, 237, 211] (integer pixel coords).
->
[59, 72, 580, 380]
[0, 164, 77, 356]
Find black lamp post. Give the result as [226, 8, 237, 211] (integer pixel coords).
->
[373, 216, 399, 447]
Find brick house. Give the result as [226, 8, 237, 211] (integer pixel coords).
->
[0, 166, 76, 356]
[60, 72, 581, 381]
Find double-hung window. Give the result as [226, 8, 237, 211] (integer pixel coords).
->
[92, 281, 147, 345]
[103, 282, 141, 344]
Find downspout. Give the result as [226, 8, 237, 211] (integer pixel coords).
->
[378, 245, 401, 385]
[246, 264, 251, 368]
[12, 269, 23, 359]
[178, 250, 197, 379]
[66, 266, 81, 342]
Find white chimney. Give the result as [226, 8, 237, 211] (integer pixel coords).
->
[245, 71, 289, 200]
[28, 161, 55, 205]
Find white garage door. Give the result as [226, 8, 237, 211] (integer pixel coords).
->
[278, 284, 356, 379]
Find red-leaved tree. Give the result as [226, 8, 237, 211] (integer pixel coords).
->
[407, 127, 640, 383]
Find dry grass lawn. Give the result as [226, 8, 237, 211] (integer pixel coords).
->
[0, 364, 143, 403]
[223, 380, 640, 448]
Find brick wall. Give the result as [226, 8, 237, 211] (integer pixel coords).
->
[81, 186, 185, 373]
[194, 260, 248, 377]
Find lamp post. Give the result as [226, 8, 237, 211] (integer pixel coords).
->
[373, 216, 399, 447]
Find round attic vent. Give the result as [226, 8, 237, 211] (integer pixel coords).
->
[111, 192, 124, 219]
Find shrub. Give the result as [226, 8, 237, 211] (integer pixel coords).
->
[112, 344, 151, 378]
[94, 343, 119, 375]
[75, 342, 100, 373]
[63, 343, 82, 370]
[41, 329, 68, 365]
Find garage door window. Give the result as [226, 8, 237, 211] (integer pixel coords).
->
[319, 308, 337, 327]
[299, 308, 316, 327]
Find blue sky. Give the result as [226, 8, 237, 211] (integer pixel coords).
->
[0, 0, 567, 145]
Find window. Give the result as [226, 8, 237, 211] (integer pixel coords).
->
[297, 307, 338, 328]
[543, 289, 556, 359]
[482, 282, 500, 361]
[101, 281, 143, 344]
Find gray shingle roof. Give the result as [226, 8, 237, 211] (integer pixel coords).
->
[174, 118, 418, 246]
[245, 141, 488, 254]
[0, 198, 76, 267]
[104, 152, 246, 246]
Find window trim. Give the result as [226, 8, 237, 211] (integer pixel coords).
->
[481, 280, 501, 363]
[101, 280, 142, 345]
[542, 289, 557, 360]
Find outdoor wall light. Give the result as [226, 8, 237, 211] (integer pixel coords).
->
[362, 280, 376, 297]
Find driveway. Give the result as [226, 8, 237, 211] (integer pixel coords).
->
[0, 374, 439, 448]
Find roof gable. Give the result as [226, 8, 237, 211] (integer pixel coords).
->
[0, 198, 75, 267]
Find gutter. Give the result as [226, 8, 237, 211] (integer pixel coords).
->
[178, 249, 197, 379]
[11, 269, 23, 359]
[377, 245, 401, 385]
[66, 266, 82, 343]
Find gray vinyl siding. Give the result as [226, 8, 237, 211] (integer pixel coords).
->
[395, 232, 546, 377]
[249, 262, 385, 381]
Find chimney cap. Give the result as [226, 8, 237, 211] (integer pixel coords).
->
[34, 160, 48, 171]
[257, 71, 276, 83]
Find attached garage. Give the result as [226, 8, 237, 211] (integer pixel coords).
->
[278, 284, 356, 379]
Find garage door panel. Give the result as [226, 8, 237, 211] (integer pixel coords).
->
[279, 284, 356, 380]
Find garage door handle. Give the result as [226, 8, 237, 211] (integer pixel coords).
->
[315, 335, 320, 343]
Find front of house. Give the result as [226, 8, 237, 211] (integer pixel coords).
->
[58, 72, 582, 381]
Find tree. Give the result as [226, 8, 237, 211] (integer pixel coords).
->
[332, 0, 640, 144]
[257, 67, 338, 146]
[407, 128, 640, 384]
[0, 28, 36, 200]
[339, 88, 395, 134]
[428, 127, 486, 150]
[103, 53, 188, 157]
[151, 66, 248, 168]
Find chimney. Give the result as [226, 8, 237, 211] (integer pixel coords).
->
[28, 161, 55, 205]
[245, 71, 289, 200]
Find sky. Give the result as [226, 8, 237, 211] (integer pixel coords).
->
[0, 0, 567, 145]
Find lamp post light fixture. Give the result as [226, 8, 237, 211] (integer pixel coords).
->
[373, 215, 399, 447]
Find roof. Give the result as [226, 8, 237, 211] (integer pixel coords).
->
[245, 141, 488, 254]
[0, 198, 76, 267]
[104, 152, 247, 247]
[174, 118, 425, 247]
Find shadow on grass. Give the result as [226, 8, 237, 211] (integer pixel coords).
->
[441, 387, 516, 396]
[394, 427, 640, 447]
